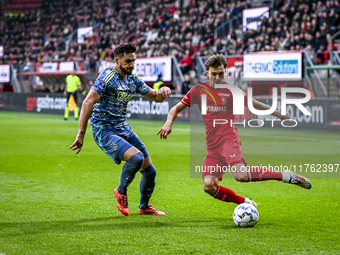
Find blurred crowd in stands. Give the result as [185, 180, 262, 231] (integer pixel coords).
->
[1, 0, 340, 76]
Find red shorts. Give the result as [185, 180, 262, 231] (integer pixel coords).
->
[202, 134, 247, 181]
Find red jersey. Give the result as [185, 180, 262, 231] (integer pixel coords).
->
[181, 81, 247, 148]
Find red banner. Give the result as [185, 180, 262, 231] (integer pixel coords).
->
[226, 57, 243, 78]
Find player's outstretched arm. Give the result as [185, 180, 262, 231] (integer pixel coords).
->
[252, 98, 290, 121]
[157, 102, 187, 139]
[145, 87, 171, 102]
[70, 89, 101, 154]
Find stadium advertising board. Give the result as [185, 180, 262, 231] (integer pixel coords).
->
[230, 98, 329, 130]
[0, 64, 10, 83]
[0, 93, 339, 132]
[242, 7, 269, 32]
[226, 57, 243, 78]
[243, 52, 303, 80]
[134, 57, 172, 82]
[59, 61, 75, 72]
[41, 62, 58, 73]
[99, 57, 172, 82]
[188, 93, 340, 132]
[77, 27, 93, 43]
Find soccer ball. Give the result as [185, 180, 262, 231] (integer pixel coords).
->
[233, 203, 259, 227]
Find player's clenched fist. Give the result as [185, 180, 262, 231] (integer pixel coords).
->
[273, 110, 291, 121]
[158, 87, 171, 98]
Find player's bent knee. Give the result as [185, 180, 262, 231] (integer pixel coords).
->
[233, 171, 249, 182]
[203, 185, 216, 195]
[203, 178, 218, 195]
[140, 163, 157, 179]
[127, 151, 144, 169]
[141, 156, 152, 170]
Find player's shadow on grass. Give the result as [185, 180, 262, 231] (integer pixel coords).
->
[0, 216, 229, 237]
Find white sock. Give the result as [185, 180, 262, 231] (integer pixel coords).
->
[244, 198, 251, 204]
[282, 171, 291, 183]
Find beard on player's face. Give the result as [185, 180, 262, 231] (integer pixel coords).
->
[120, 63, 134, 75]
[214, 77, 223, 84]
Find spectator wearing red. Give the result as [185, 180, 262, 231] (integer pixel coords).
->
[1, 83, 14, 92]
[326, 33, 338, 52]
[179, 50, 193, 75]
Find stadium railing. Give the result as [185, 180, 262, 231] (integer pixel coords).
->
[13, 60, 97, 93]
[149, 6, 177, 29]
[306, 65, 340, 98]
[333, 52, 340, 65]
[329, 30, 340, 65]
[330, 51, 340, 95]
[303, 49, 327, 98]
[196, 57, 206, 79]
[200, 37, 215, 52]
[213, 15, 240, 49]
[56, 30, 77, 51]
[120, 33, 138, 44]
[172, 56, 185, 94]
[10, 66, 23, 93]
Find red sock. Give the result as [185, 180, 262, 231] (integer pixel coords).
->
[213, 185, 245, 204]
[248, 166, 283, 181]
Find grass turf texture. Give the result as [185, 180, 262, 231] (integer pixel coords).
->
[0, 111, 339, 255]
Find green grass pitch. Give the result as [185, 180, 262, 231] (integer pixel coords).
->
[0, 111, 339, 254]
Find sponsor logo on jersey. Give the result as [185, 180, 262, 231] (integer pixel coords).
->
[117, 92, 133, 102]
[221, 97, 227, 105]
[207, 106, 227, 112]
[129, 83, 137, 92]
[110, 142, 118, 151]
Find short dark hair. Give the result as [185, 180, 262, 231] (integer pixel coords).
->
[205, 54, 227, 70]
[114, 43, 136, 58]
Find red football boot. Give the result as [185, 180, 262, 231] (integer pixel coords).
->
[114, 187, 129, 216]
[139, 205, 165, 216]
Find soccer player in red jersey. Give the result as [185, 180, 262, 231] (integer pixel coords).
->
[158, 54, 311, 208]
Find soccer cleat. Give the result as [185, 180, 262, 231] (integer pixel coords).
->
[114, 187, 129, 216]
[246, 198, 257, 209]
[139, 205, 166, 216]
[288, 172, 312, 189]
